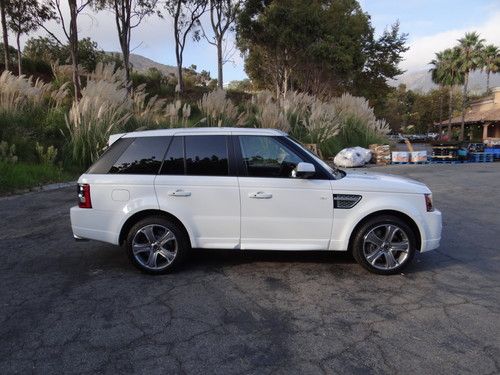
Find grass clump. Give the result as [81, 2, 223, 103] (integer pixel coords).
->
[0, 161, 74, 194]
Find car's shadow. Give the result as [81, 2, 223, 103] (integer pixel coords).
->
[187, 248, 355, 267]
[74, 242, 455, 277]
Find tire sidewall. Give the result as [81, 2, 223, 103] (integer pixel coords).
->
[352, 215, 417, 275]
[126, 216, 189, 275]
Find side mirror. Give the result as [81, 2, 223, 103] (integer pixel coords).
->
[292, 162, 315, 179]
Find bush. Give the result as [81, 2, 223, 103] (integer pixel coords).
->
[321, 116, 388, 157]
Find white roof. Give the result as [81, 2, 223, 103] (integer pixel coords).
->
[108, 127, 287, 145]
[122, 127, 285, 138]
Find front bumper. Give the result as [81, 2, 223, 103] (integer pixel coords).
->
[420, 209, 442, 252]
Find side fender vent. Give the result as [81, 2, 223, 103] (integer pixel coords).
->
[333, 194, 362, 209]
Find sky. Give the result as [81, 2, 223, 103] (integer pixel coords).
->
[23, 0, 500, 82]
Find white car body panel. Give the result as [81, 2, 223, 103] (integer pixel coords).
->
[71, 174, 159, 245]
[154, 175, 240, 249]
[70, 127, 442, 256]
[239, 177, 333, 250]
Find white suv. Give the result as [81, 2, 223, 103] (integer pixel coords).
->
[70, 128, 442, 275]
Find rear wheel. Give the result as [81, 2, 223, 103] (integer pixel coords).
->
[126, 216, 189, 274]
[352, 215, 417, 275]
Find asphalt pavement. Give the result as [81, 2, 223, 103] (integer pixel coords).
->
[0, 163, 499, 374]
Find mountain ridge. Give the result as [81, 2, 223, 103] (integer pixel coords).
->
[390, 69, 500, 93]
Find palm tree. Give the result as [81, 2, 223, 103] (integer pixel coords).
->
[456, 32, 485, 141]
[429, 48, 464, 137]
[482, 44, 499, 93]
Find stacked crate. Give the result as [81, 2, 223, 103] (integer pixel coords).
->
[369, 144, 391, 165]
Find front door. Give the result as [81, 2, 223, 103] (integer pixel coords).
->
[236, 135, 333, 250]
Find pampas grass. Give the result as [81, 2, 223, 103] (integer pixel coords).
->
[198, 89, 246, 127]
[0, 71, 51, 112]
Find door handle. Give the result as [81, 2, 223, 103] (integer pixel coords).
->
[249, 191, 273, 199]
[168, 189, 191, 197]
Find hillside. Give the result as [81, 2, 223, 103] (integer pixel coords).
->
[391, 69, 500, 93]
[107, 52, 178, 76]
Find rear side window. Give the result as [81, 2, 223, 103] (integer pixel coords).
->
[109, 137, 170, 174]
[87, 137, 134, 174]
[185, 135, 228, 176]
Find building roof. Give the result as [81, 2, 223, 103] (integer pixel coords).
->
[437, 107, 500, 125]
[437, 87, 500, 126]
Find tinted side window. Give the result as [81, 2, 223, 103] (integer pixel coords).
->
[239, 136, 304, 178]
[87, 137, 134, 174]
[185, 135, 228, 176]
[109, 137, 170, 174]
[161, 136, 184, 175]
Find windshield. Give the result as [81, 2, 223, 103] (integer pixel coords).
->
[287, 137, 344, 179]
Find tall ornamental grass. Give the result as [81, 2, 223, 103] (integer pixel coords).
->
[65, 77, 132, 166]
[65, 63, 190, 166]
[0, 71, 51, 112]
[198, 89, 247, 127]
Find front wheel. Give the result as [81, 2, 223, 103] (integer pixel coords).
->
[125, 216, 189, 274]
[352, 215, 417, 275]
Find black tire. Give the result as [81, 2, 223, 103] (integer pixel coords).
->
[352, 215, 417, 275]
[125, 216, 189, 275]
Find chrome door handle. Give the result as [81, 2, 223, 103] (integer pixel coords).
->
[249, 191, 273, 199]
[168, 189, 191, 197]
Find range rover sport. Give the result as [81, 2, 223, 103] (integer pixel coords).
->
[70, 127, 442, 275]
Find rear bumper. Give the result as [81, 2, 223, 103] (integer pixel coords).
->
[420, 209, 442, 252]
[70, 206, 120, 245]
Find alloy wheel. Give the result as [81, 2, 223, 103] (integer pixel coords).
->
[132, 224, 178, 270]
[362, 224, 410, 271]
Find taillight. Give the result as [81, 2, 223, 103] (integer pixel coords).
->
[424, 194, 434, 212]
[78, 184, 92, 208]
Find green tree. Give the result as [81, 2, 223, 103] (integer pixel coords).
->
[7, 0, 54, 74]
[23, 36, 65, 63]
[203, 0, 241, 88]
[456, 32, 484, 140]
[24, 36, 106, 72]
[429, 47, 464, 135]
[41, 1, 94, 99]
[482, 44, 499, 93]
[165, 0, 208, 94]
[237, 0, 407, 102]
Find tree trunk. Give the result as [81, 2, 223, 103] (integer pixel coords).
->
[174, 12, 184, 95]
[0, 0, 9, 71]
[486, 70, 490, 93]
[68, 0, 82, 99]
[176, 46, 184, 94]
[16, 32, 21, 75]
[438, 87, 443, 125]
[119, 30, 130, 84]
[283, 67, 289, 98]
[114, 0, 131, 86]
[448, 86, 453, 137]
[460, 73, 469, 141]
[216, 37, 223, 89]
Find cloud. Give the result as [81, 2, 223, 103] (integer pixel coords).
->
[401, 11, 500, 72]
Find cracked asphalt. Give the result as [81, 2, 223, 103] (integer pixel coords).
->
[1, 163, 499, 374]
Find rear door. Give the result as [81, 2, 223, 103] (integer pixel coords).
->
[236, 135, 334, 250]
[154, 134, 240, 249]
